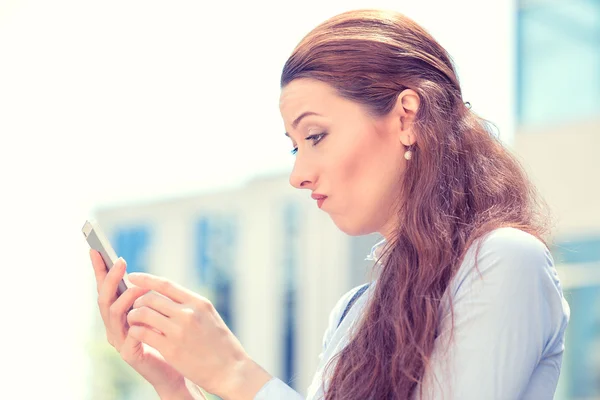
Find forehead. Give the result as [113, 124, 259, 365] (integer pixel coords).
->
[279, 78, 339, 117]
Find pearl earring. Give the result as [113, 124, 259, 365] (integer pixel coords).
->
[404, 147, 413, 160]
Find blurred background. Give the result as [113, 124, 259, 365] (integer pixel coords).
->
[0, 0, 598, 399]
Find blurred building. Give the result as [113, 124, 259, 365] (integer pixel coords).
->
[90, 1, 600, 398]
[93, 176, 380, 398]
[515, 0, 600, 398]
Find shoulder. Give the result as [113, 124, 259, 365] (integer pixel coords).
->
[468, 227, 550, 274]
[478, 226, 549, 262]
[451, 227, 557, 296]
[449, 227, 570, 354]
[450, 228, 571, 338]
[479, 227, 557, 282]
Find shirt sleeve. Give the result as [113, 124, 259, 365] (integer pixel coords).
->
[184, 377, 208, 400]
[253, 377, 304, 400]
[184, 376, 304, 400]
[419, 228, 570, 400]
[253, 284, 368, 400]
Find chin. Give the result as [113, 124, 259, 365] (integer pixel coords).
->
[330, 216, 377, 237]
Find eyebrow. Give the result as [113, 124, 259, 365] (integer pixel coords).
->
[284, 111, 322, 137]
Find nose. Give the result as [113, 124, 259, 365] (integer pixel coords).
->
[289, 155, 316, 190]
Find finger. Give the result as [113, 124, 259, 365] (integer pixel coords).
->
[109, 286, 151, 341]
[115, 285, 150, 314]
[127, 273, 194, 304]
[89, 249, 108, 294]
[127, 306, 176, 337]
[98, 258, 127, 318]
[133, 291, 179, 318]
[128, 325, 171, 357]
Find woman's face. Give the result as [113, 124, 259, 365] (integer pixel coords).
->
[279, 78, 417, 238]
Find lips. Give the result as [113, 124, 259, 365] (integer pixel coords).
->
[311, 194, 328, 209]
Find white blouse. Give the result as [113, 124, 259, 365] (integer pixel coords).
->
[203, 227, 570, 400]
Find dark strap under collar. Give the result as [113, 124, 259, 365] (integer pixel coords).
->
[337, 283, 370, 328]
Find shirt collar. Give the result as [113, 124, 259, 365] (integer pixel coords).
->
[365, 238, 387, 262]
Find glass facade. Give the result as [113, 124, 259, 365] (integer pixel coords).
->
[517, 0, 600, 126]
[281, 202, 300, 389]
[552, 237, 600, 398]
[113, 225, 151, 273]
[194, 215, 237, 331]
[554, 236, 600, 265]
[562, 285, 600, 397]
[518, 1, 600, 397]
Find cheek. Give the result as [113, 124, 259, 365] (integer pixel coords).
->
[332, 141, 402, 230]
[329, 143, 370, 195]
[331, 142, 390, 211]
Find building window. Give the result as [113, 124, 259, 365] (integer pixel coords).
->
[113, 225, 151, 273]
[517, 0, 600, 126]
[282, 202, 300, 389]
[553, 236, 600, 265]
[194, 215, 237, 331]
[552, 235, 600, 399]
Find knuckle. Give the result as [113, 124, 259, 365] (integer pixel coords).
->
[132, 293, 145, 308]
[138, 306, 150, 318]
[180, 307, 195, 325]
[130, 297, 142, 310]
[129, 306, 149, 324]
[157, 279, 172, 293]
[199, 299, 214, 312]
[172, 325, 185, 341]
[109, 303, 121, 318]
[126, 309, 135, 325]
[141, 293, 154, 308]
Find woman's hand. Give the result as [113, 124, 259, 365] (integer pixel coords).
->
[126, 272, 273, 400]
[90, 250, 201, 399]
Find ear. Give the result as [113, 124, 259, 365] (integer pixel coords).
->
[391, 89, 420, 147]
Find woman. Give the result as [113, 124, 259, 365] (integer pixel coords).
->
[90, 9, 570, 400]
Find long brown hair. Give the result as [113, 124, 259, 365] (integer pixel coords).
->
[281, 9, 550, 400]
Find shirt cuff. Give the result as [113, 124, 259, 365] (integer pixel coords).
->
[184, 377, 206, 400]
[253, 377, 304, 400]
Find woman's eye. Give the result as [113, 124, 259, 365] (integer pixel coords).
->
[289, 132, 327, 156]
[308, 132, 326, 145]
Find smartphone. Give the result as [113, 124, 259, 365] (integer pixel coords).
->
[82, 219, 129, 296]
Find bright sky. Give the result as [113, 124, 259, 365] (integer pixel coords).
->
[0, 1, 513, 398]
